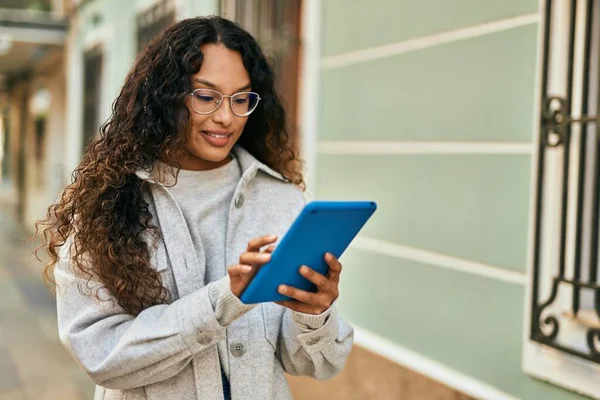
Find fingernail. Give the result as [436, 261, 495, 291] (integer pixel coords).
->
[279, 285, 287, 294]
[325, 253, 332, 260]
[242, 265, 252, 273]
[300, 266, 309, 274]
[261, 253, 271, 261]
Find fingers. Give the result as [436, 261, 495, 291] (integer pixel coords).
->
[228, 264, 255, 298]
[276, 261, 341, 314]
[241, 237, 277, 266]
[227, 264, 252, 278]
[231, 236, 278, 298]
[239, 251, 271, 266]
[278, 284, 331, 311]
[325, 253, 342, 281]
[299, 266, 328, 290]
[247, 235, 278, 252]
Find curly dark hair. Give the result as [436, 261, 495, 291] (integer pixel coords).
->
[36, 16, 304, 315]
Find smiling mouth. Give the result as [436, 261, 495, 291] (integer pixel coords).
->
[200, 130, 233, 147]
[202, 131, 231, 139]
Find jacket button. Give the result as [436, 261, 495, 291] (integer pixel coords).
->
[234, 193, 245, 208]
[306, 337, 320, 345]
[230, 342, 246, 357]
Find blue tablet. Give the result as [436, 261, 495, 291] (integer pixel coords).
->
[239, 200, 377, 304]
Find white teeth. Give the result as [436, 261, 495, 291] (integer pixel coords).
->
[205, 132, 229, 139]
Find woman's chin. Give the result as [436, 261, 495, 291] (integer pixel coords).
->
[179, 146, 233, 170]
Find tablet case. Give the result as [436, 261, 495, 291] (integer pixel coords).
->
[240, 200, 377, 304]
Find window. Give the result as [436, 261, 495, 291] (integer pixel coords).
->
[525, 0, 600, 397]
[136, 0, 176, 52]
[81, 46, 103, 151]
[221, 0, 302, 140]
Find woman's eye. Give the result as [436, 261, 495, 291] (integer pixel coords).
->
[196, 95, 215, 102]
[234, 97, 248, 104]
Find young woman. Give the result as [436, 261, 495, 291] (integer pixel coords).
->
[37, 15, 353, 400]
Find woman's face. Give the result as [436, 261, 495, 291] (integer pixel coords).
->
[179, 44, 251, 170]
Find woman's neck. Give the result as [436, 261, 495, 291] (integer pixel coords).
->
[173, 152, 233, 171]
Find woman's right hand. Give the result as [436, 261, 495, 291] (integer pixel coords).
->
[229, 235, 278, 298]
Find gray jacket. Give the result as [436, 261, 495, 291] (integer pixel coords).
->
[55, 146, 354, 400]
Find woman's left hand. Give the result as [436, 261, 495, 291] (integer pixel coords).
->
[276, 252, 341, 315]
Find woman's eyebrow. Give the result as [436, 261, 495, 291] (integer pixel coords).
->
[236, 83, 252, 91]
[194, 78, 252, 92]
[194, 78, 217, 88]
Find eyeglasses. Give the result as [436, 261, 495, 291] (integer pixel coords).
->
[188, 88, 261, 117]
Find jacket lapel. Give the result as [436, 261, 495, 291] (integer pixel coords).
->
[232, 146, 289, 183]
[136, 166, 204, 298]
[134, 146, 288, 298]
[151, 184, 204, 297]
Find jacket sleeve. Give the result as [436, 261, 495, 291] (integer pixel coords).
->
[55, 243, 253, 390]
[276, 306, 354, 379]
[273, 187, 354, 379]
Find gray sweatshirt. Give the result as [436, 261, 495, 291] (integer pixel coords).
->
[55, 146, 354, 400]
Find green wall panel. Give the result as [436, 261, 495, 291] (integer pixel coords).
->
[323, 0, 538, 56]
[321, 25, 538, 142]
[316, 154, 531, 272]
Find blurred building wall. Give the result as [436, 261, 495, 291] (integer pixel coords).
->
[0, 3, 67, 227]
[312, 0, 596, 399]
[22, 63, 66, 229]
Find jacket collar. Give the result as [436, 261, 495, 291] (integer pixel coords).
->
[135, 145, 288, 184]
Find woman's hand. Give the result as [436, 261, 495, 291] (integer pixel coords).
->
[228, 235, 277, 298]
[276, 253, 341, 315]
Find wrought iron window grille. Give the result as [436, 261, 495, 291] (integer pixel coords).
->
[531, 0, 600, 363]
